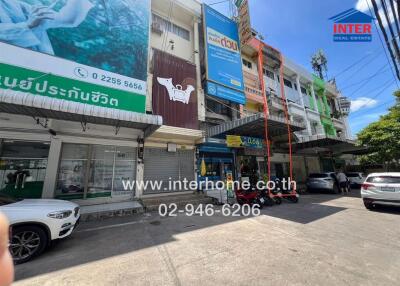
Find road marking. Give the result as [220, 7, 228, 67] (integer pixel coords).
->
[77, 219, 147, 233]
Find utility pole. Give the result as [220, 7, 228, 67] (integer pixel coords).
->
[311, 50, 328, 80]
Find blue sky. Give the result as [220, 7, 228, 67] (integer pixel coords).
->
[203, 0, 398, 136]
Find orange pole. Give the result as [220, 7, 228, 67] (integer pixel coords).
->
[257, 42, 271, 180]
[278, 54, 294, 189]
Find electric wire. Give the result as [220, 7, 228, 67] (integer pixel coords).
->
[330, 47, 381, 79]
[340, 64, 390, 91]
[348, 79, 396, 115]
[389, 0, 400, 36]
[347, 67, 393, 98]
[369, 0, 400, 84]
[381, 0, 400, 61]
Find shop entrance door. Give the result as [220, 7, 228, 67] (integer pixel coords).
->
[0, 140, 49, 199]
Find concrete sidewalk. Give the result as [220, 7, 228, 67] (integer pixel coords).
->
[14, 191, 400, 286]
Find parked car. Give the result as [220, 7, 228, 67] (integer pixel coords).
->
[345, 172, 365, 188]
[0, 194, 80, 264]
[306, 172, 340, 193]
[361, 172, 400, 210]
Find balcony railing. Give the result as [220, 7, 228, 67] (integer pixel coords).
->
[243, 70, 264, 104]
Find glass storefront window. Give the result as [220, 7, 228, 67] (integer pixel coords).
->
[0, 140, 50, 199]
[56, 143, 136, 200]
[112, 147, 136, 194]
[87, 145, 114, 198]
[56, 144, 88, 199]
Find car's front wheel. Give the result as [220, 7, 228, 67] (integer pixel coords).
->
[10, 225, 48, 264]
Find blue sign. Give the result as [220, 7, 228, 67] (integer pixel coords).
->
[329, 9, 374, 42]
[207, 81, 246, 104]
[203, 4, 245, 104]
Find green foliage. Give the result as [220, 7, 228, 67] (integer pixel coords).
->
[357, 91, 400, 167]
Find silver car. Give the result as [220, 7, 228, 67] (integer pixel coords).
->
[306, 172, 339, 193]
[361, 172, 400, 210]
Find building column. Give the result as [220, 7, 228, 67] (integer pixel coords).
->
[135, 163, 144, 198]
[310, 84, 318, 113]
[193, 18, 205, 121]
[42, 137, 62, 199]
[296, 75, 312, 135]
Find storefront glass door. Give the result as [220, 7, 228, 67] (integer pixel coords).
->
[0, 140, 49, 199]
[56, 143, 137, 200]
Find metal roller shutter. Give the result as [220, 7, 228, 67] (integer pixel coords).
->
[144, 148, 194, 194]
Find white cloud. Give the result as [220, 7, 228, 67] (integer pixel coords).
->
[355, 0, 396, 28]
[350, 97, 378, 112]
[356, 0, 370, 12]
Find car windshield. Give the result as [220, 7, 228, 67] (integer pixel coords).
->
[309, 173, 328, 178]
[366, 176, 400, 184]
[0, 193, 20, 206]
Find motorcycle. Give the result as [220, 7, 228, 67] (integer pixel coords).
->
[235, 186, 264, 208]
[274, 178, 299, 203]
[268, 186, 282, 205]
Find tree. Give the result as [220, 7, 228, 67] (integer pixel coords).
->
[357, 91, 400, 170]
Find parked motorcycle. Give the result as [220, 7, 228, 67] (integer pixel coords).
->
[235, 186, 264, 208]
[268, 186, 282, 205]
[274, 178, 299, 203]
[258, 188, 276, 206]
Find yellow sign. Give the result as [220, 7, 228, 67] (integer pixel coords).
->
[226, 135, 243, 148]
[200, 158, 207, 177]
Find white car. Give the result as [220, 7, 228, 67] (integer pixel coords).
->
[361, 172, 400, 210]
[345, 172, 365, 188]
[0, 194, 80, 264]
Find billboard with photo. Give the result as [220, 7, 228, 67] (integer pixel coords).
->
[0, 0, 150, 113]
[202, 4, 245, 105]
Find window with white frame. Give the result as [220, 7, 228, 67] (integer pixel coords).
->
[152, 13, 190, 41]
[283, 78, 293, 88]
[263, 68, 275, 80]
[242, 58, 252, 69]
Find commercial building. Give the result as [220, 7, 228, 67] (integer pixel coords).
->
[0, 0, 161, 205]
[0, 0, 357, 208]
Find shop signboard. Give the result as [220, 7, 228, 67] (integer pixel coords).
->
[202, 4, 245, 105]
[152, 49, 198, 129]
[0, 0, 150, 113]
[226, 135, 263, 149]
[238, 0, 252, 46]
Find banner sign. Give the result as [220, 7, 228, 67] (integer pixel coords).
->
[226, 135, 263, 149]
[0, 0, 150, 113]
[238, 0, 252, 46]
[152, 49, 198, 129]
[203, 4, 245, 104]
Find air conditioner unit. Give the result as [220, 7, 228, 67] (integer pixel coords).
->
[151, 22, 163, 35]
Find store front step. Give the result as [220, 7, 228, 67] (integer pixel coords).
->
[141, 193, 214, 212]
[80, 201, 144, 222]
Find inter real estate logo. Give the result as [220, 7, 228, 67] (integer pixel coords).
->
[329, 8, 374, 42]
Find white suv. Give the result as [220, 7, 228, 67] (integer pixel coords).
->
[0, 194, 80, 264]
[361, 173, 400, 210]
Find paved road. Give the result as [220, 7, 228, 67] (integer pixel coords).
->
[14, 191, 400, 286]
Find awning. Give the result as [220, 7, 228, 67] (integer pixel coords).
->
[0, 89, 162, 137]
[207, 112, 306, 138]
[293, 135, 368, 155]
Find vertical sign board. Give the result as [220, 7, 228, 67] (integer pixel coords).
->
[0, 0, 150, 113]
[202, 4, 246, 105]
[152, 49, 199, 129]
[237, 0, 252, 46]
